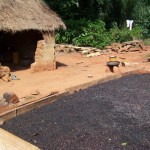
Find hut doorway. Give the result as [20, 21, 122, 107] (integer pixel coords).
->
[0, 30, 43, 68]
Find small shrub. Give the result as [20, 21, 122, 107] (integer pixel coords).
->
[56, 19, 88, 44]
[143, 38, 150, 46]
[72, 20, 112, 48]
[110, 25, 143, 43]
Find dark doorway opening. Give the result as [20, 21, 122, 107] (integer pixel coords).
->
[0, 30, 43, 69]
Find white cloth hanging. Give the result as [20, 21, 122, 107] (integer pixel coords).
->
[126, 20, 130, 27]
[126, 20, 134, 30]
[129, 20, 133, 30]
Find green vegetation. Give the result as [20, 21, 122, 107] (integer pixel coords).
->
[56, 20, 143, 49]
[45, 0, 150, 48]
[56, 19, 112, 48]
[144, 38, 150, 46]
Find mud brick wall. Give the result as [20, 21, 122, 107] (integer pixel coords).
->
[31, 33, 56, 72]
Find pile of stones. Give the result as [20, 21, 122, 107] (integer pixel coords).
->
[55, 44, 111, 57]
[0, 92, 19, 108]
[105, 40, 146, 53]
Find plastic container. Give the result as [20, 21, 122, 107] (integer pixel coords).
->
[13, 52, 20, 65]
[109, 56, 117, 62]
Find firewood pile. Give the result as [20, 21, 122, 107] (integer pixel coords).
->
[105, 40, 146, 53]
[55, 44, 111, 57]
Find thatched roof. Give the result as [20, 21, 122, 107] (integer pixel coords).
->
[0, 0, 66, 32]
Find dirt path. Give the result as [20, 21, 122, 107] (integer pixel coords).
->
[1, 74, 150, 150]
[0, 50, 150, 112]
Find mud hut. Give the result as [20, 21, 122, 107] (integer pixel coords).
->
[0, 0, 65, 72]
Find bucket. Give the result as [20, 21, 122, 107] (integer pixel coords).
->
[109, 56, 117, 62]
[13, 52, 20, 65]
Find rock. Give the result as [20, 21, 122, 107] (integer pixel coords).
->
[105, 46, 112, 49]
[81, 50, 89, 55]
[1, 66, 10, 73]
[31, 90, 40, 95]
[0, 96, 6, 102]
[1, 74, 10, 82]
[0, 96, 6, 107]
[48, 91, 59, 96]
[113, 66, 121, 73]
[2, 102, 9, 107]
[0, 96, 8, 107]
[86, 52, 101, 57]
[3, 92, 19, 104]
[121, 62, 130, 67]
[0, 66, 11, 82]
[87, 75, 93, 78]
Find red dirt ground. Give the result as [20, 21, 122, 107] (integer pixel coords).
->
[0, 48, 150, 112]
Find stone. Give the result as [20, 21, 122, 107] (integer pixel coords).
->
[86, 52, 101, 58]
[105, 46, 112, 49]
[0, 96, 6, 102]
[2, 102, 9, 107]
[0, 96, 6, 106]
[87, 75, 93, 78]
[113, 66, 121, 73]
[31, 90, 40, 95]
[81, 50, 89, 55]
[1, 66, 10, 72]
[0, 66, 11, 82]
[0, 96, 8, 107]
[3, 92, 19, 104]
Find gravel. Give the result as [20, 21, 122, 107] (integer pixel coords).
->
[1, 74, 150, 150]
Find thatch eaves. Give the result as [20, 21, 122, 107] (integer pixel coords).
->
[0, 0, 66, 33]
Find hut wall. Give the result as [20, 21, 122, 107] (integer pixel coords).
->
[31, 32, 56, 72]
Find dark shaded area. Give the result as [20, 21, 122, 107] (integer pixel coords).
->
[0, 30, 43, 68]
[56, 61, 68, 68]
[1, 74, 150, 150]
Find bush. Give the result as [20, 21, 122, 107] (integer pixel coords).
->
[72, 20, 112, 48]
[110, 25, 143, 43]
[56, 19, 88, 44]
[56, 19, 143, 49]
[56, 19, 112, 49]
[136, 17, 150, 39]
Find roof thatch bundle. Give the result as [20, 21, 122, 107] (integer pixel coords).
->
[0, 0, 66, 33]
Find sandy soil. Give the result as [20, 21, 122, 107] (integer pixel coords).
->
[0, 48, 150, 111]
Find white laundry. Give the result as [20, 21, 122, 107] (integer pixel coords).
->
[129, 20, 133, 30]
[126, 20, 130, 27]
[126, 20, 134, 30]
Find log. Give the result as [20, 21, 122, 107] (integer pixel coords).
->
[0, 128, 40, 150]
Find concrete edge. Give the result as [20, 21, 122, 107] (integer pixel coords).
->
[0, 68, 149, 122]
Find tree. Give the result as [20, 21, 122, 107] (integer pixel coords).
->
[44, 0, 149, 38]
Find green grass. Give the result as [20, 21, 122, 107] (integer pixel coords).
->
[143, 38, 150, 46]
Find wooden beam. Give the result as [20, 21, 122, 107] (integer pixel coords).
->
[0, 128, 40, 150]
